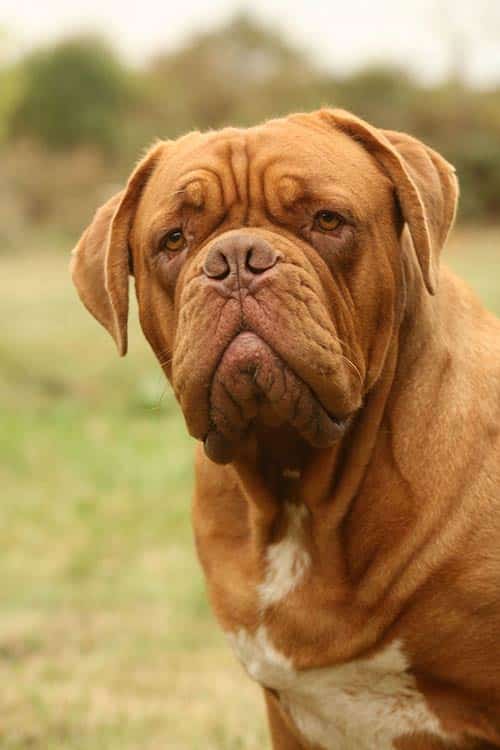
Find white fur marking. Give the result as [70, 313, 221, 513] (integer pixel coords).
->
[226, 628, 449, 750]
[258, 502, 311, 608]
[226, 626, 294, 688]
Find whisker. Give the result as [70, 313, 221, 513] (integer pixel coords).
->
[337, 353, 363, 385]
[157, 357, 172, 369]
[334, 335, 358, 362]
[155, 386, 169, 410]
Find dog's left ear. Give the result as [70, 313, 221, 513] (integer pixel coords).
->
[320, 109, 459, 295]
[70, 142, 165, 355]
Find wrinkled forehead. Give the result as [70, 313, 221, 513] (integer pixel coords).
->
[142, 115, 391, 218]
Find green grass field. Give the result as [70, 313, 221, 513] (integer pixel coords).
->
[1, 227, 499, 749]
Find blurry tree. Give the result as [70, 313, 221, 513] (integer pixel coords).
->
[1, 13, 500, 241]
[334, 66, 418, 131]
[142, 12, 325, 137]
[0, 30, 23, 143]
[0, 67, 19, 142]
[9, 35, 134, 153]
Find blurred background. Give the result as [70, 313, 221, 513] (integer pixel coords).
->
[0, 1, 499, 748]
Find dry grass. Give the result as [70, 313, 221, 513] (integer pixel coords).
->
[0, 226, 498, 748]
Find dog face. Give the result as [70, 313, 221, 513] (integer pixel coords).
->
[72, 109, 458, 463]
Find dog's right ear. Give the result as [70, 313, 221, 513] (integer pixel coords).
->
[317, 109, 458, 296]
[70, 142, 166, 356]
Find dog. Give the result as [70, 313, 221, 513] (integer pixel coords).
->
[71, 109, 500, 749]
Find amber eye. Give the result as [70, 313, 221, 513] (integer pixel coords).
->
[161, 228, 186, 253]
[314, 210, 343, 232]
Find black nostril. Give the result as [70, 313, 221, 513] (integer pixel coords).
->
[203, 234, 280, 284]
[203, 250, 230, 280]
[245, 247, 257, 272]
[245, 244, 279, 275]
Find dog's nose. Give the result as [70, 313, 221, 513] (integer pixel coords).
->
[203, 234, 280, 284]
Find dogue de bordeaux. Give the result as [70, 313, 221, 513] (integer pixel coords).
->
[71, 109, 500, 749]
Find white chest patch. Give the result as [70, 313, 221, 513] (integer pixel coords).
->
[226, 627, 449, 750]
[257, 502, 311, 609]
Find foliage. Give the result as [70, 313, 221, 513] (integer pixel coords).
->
[0, 67, 21, 143]
[9, 35, 133, 152]
[144, 13, 321, 134]
[1, 15, 499, 242]
[0, 140, 117, 244]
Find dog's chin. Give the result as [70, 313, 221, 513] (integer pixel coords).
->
[202, 332, 350, 465]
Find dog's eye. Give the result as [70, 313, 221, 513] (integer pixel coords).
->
[314, 211, 343, 232]
[161, 229, 186, 253]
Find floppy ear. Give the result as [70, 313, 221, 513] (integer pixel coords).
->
[70, 142, 165, 355]
[321, 109, 459, 294]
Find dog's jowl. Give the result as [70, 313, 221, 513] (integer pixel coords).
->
[71, 109, 500, 749]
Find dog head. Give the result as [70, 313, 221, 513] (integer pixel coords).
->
[71, 109, 458, 464]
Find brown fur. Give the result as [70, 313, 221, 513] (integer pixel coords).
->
[71, 109, 500, 749]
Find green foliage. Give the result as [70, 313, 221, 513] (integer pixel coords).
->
[334, 65, 418, 131]
[141, 12, 321, 137]
[1, 15, 500, 232]
[10, 35, 133, 152]
[0, 66, 22, 143]
[0, 140, 113, 242]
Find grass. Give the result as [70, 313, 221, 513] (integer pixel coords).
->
[0, 226, 499, 749]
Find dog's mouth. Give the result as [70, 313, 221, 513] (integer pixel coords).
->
[203, 332, 350, 464]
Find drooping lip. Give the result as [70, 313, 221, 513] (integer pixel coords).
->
[203, 331, 351, 464]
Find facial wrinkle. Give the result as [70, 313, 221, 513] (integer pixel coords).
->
[229, 138, 250, 225]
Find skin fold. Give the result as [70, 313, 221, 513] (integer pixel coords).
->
[71, 109, 500, 749]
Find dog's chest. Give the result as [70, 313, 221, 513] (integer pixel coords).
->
[223, 501, 447, 750]
[226, 627, 446, 750]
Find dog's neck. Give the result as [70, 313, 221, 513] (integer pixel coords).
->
[194, 272, 478, 661]
[230, 270, 447, 552]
